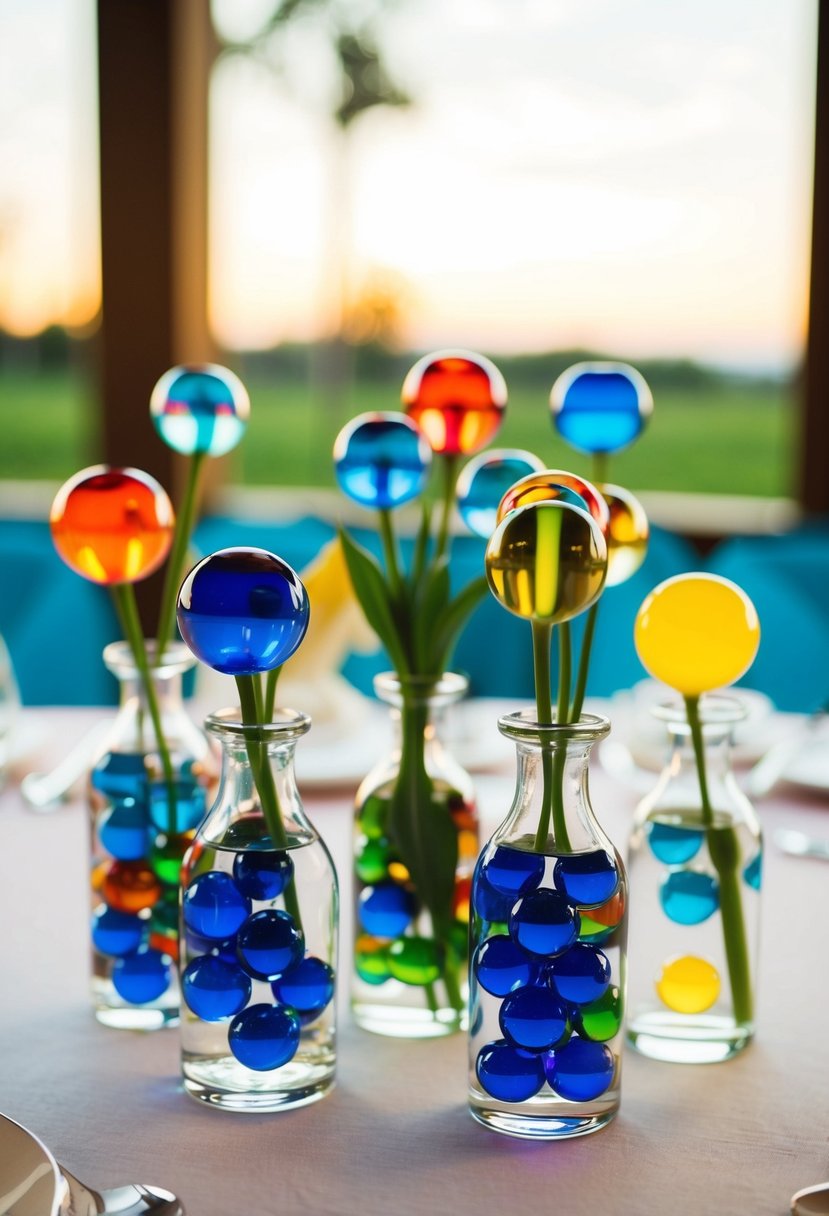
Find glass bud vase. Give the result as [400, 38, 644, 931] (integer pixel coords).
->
[90, 641, 216, 1030]
[180, 709, 338, 1112]
[626, 695, 762, 1064]
[469, 712, 627, 1140]
[352, 672, 478, 1038]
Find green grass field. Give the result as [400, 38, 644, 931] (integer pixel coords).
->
[0, 367, 797, 498]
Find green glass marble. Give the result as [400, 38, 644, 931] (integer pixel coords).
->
[358, 794, 388, 842]
[356, 836, 392, 885]
[577, 984, 623, 1042]
[387, 936, 442, 986]
[150, 833, 189, 886]
[151, 896, 179, 938]
[355, 934, 391, 985]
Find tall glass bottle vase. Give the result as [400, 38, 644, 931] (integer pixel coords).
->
[180, 709, 338, 1112]
[626, 696, 762, 1063]
[469, 713, 627, 1140]
[90, 641, 215, 1029]
[352, 673, 478, 1038]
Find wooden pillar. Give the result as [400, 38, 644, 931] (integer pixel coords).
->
[96, 0, 216, 624]
[801, 1, 829, 514]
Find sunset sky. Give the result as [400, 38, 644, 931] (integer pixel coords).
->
[0, 0, 818, 372]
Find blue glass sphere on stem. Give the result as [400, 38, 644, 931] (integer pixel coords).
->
[456, 449, 544, 538]
[150, 364, 250, 457]
[177, 547, 309, 675]
[550, 362, 652, 455]
[333, 412, 432, 509]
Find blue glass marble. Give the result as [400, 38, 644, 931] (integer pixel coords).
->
[112, 947, 171, 1003]
[553, 850, 618, 907]
[456, 449, 544, 538]
[743, 852, 762, 890]
[509, 888, 579, 958]
[98, 800, 149, 861]
[150, 365, 250, 457]
[499, 984, 571, 1052]
[476, 1040, 546, 1103]
[271, 955, 335, 1017]
[91, 753, 147, 800]
[182, 871, 252, 940]
[233, 850, 294, 901]
[148, 779, 205, 833]
[473, 933, 538, 997]
[181, 955, 252, 1021]
[228, 1002, 301, 1072]
[544, 1036, 615, 1101]
[480, 845, 546, 899]
[236, 909, 304, 980]
[551, 364, 652, 455]
[549, 943, 611, 1005]
[177, 548, 309, 676]
[91, 905, 145, 957]
[358, 883, 416, 939]
[333, 412, 432, 510]
[185, 929, 239, 965]
[659, 870, 719, 925]
[647, 822, 704, 865]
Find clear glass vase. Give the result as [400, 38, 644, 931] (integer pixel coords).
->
[468, 712, 627, 1140]
[180, 708, 338, 1112]
[626, 695, 762, 1064]
[352, 672, 478, 1038]
[89, 641, 215, 1030]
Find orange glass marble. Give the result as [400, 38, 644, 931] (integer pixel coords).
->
[496, 469, 610, 533]
[599, 483, 649, 587]
[102, 860, 163, 914]
[50, 466, 174, 585]
[402, 350, 507, 456]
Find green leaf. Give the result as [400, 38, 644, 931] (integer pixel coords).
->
[410, 501, 433, 586]
[432, 575, 490, 672]
[339, 528, 410, 674]
[412, 556, 451, 671]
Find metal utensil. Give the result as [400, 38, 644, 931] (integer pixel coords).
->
[792, 1181, 829, 1214]
[58, 1166, 183, 1216]
[747, 703, 828, 798]
[775, 828, 829, 862]
[20, 721, 111, 810]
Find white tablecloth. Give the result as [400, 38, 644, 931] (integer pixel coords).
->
[1, 707, 828, 1216]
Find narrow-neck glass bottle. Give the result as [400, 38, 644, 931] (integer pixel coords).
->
[469, 712, 626, 1139]
[180, 709, 338, 1112]
[90, 640, 215, 1029]
[626, 695, 762, 1063]
[352, 672, 478, 1038]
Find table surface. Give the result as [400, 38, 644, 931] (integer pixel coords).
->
[1, 705, 828, 1216]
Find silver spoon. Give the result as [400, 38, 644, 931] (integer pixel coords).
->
[20, 721, 111, 810]
[58, 1166, 183, 1216]
[774, 828, 829, 862]
[792, 1182, 829, 1214]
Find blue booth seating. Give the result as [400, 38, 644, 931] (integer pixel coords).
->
[1, 512, 699, 707]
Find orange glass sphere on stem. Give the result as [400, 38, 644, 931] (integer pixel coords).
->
[496, 468, 610, 534]
[50, 466, 175, 585]
[402, 350, 507, 456]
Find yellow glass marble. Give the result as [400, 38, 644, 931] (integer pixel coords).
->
[496, 468, 610, 533]
[656, 955, 720, 1013]
[634, 573, 760, 695]
[485, 501, 607, 624]
[599, 483, 649, 588]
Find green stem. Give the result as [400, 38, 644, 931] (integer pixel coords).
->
[156, 450, 206, 656]
[378, 507, 404, 602]
[252, 674, 265, 724]
[591, 451, 608, 487]
[264, 665, 280, 723]
[441, 948, 464, 1014]
[435, 453, 459, 561]
[424, 982, 439, 1015]
[557, 621, 572, 725]
[235, 675, 302, 929]
[531, 621, 558, 852]
[684, 695, 753, 1024]
[571, 601, 599, 722]
[111, 584, 178, 836]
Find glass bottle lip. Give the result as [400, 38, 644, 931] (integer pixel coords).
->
[373, 671, 469, 708]
[650, 693, 748, 733]
[205, 706, 312, 743]
[497, 710, 610, 745]
[103, 639, 196, 679]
